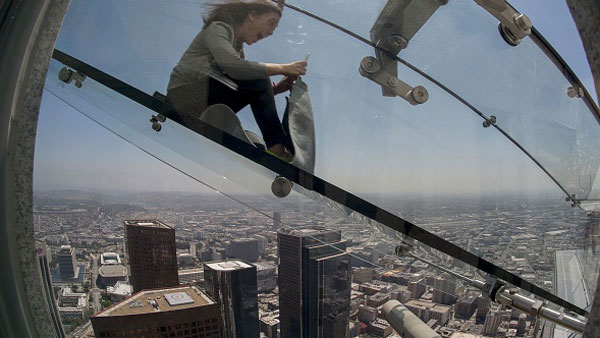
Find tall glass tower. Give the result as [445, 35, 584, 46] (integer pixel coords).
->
[278, 227, 351, 338]
[203, 260, 259, 338]
[57, 245, 77, 279]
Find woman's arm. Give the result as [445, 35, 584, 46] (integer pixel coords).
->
[265, 61, 307, 76]
[204, 23, 267, 79]
[204, 23, 307, 79]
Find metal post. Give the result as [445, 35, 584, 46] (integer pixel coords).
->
[382, 300, 442, 338]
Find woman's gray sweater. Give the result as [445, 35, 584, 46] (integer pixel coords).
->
[167, 21, 267, 92]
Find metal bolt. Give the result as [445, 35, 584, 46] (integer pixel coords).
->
[151, 121, 162, 132]
[360, 56, 380, 74]
[388, 77, 398, 88]
[389, 34, 408, 50]
[411, 86, 429, 104]
[58, 67, 73, 83]
[271, 176, 292, 198]
[513, 13, 532, 32]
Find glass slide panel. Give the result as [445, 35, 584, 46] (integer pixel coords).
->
[51, 0, 598, 310]
[42, 68, 583, 337]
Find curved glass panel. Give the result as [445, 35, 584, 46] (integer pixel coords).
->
[48, 0, 600, 324]
[286, 0, 600, 204]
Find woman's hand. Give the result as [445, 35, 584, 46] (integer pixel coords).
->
[273, 76, 296, 95]
[281, 60, 307, 76]
[265, 60, 307, 77]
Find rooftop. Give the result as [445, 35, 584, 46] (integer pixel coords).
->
[178, 268, 204, 275]
[98, 265, 128, 277]
[231, 237, 258, 243]
[279, 226, 337, 237]
[123, 220, 173, 229]
[106, 282, 132, 296]
[95, 286, 214, 317]
[205, 260, 252, 271]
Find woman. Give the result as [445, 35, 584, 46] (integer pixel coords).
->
[167, 0, 307, 162]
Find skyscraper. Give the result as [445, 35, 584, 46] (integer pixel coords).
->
[228, 238, 259, 262]
[35, 241, 66, 338]
[278, 227, 351, 338]
[432, 274, 456, 305]
[273, 211, 281, 230]
[124, 220, 179, 292]
[57, 245, 77, 278]
[483, 310, 504, 335]
[203, 260, 258, 338]
[91, 285, 221, 337]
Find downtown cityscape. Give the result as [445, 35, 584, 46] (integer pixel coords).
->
[33, 189, 598, 338]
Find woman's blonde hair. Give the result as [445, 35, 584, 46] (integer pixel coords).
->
[203, 0, 282, 28]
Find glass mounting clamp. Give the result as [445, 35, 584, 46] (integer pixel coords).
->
[149, 114, 166, 132]
[58, 67, 86, 88]
[359, 56, 429, 105]
[272, 176, 293, 198]
[474, 0, 532, 46]
[361, 0, 446, 104]
[567, 86, 585, 98]
[482, 115, 496, 128]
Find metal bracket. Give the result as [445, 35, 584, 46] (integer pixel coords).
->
[361, 0, 446, 103]
[565, 194, 581, 208]
[483, 115, 496, 128]
[484, 275, 504, 301]
[360, 56, 428, 105]
[474, 0, 532, 46]
[394, 240, 416, 256]
[58, 67, 86, 88]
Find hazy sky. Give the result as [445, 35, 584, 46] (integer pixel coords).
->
[34, 0, 599, 200]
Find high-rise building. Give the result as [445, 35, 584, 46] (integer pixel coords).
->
[454, 293, 477, 319]
[260, 315, 280, 338]
[35, 241, 66, 338]
[483, 310, 504, 335]
[203, 260, 259, 338]
[475, 295, 491, 324]
[91, 285, 221, 337]
[252, 234, 268, 255]
[57, 245, 77, 278]
[408, 277, 426, 299]
[278, 227, 351, 338]
[352, 267, 374, 283]
[432, 274, 456, 305]
[124, 220, 179, 292]
[273, 211, 281, 230]
[255, 262, 277, 292]
[228, 238, 259, 262]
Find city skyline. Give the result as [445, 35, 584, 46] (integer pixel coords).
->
[33, 189, 596, 337]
